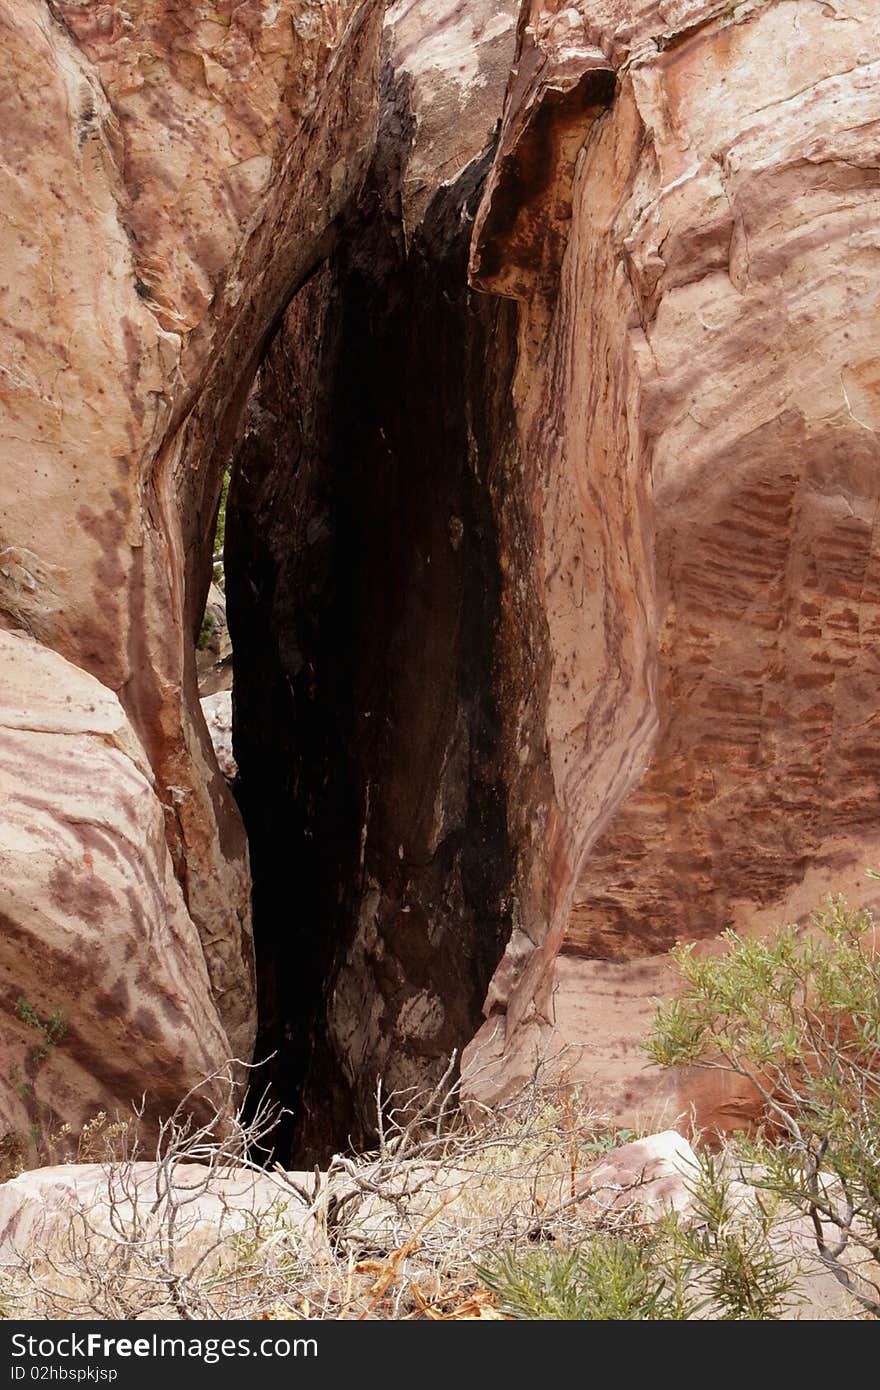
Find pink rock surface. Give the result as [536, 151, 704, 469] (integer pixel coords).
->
[464, 0, 880, 1121]
[5, 0, 880, 1159]
[0, 631, 233, 1145]
[0, 0, 383, 1135]
[0, 1161, 311, 1266]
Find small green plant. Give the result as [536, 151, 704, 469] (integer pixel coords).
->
[14, 998, 66, 1064]
[659, 1152, 797, 1320]
[7, 997, 68, 1168]
[647, 894, 880, 1315]
[475, 1239, 680, 1320]
[197, 610, 217, 652]
[475, 1181, 796, 1324]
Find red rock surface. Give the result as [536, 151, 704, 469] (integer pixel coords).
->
[220, 0, 880, 1147]
[463, 0, 880, 1121]
[0, 0, 382, 1140]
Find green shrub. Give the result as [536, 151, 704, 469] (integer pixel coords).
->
[14, 998, 66, 1064]
[197, 610, 217, 652]
[475, 1168, 796, 1323]
[659, 1151, 796, 1320]
[647, 894, 880, 1315]
[475, 1239, 680, 1321]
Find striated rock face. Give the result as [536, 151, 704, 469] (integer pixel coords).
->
[0, 631, 232, 1150]
[0, 1, 382, 1139]
[225, 0, 880, 1149]
[462, 0, 880, 1124]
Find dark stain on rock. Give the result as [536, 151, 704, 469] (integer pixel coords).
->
[132, 1007, 163, 1044]
[47, 864, 115, 930]
[229, 109, 518, 1160]
[472, 61, 615, 298]
[95, 977, 131, 1017]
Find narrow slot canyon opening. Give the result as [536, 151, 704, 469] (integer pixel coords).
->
[194, 471, 235, 777]
[196, 154, 521, 1165]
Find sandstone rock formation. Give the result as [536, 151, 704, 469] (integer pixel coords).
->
[223, 0, 880, 1152]
[0, 630, 234, 1150]
[200, 690, 236, 782]
[0, 1160, 310, 1266]
[4, 0, 880, 1165]
[0, 0, 383, 1141]
[460, 0, 880, 1127]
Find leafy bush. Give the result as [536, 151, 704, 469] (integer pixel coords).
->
[647, 895, 880, 1315]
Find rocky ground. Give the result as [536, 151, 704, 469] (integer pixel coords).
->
[0, 1106, 867, 1321]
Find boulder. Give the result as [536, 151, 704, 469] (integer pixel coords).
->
[0, 1161, 311, 1263]
[578, 1130, 702, 1221]
[200, 690, 236, 782]
[577, 1131, 866, 1320]
[0, 631, 236, 1152]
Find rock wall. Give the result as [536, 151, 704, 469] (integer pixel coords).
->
[225, 0, 880, 1149]
[4, 0, 880, 1160]
[0, 0, 382, 1144]
[463, 0, 880, 1124]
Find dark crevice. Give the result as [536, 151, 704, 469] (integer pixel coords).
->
[225, 129, 520, 1163]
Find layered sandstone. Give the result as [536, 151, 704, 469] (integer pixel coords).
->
[463, 0, 880, 1123]
[225, 0, 880, 1148]
[0, 1, 382, 1140]
[0, 631, 235, 1152]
